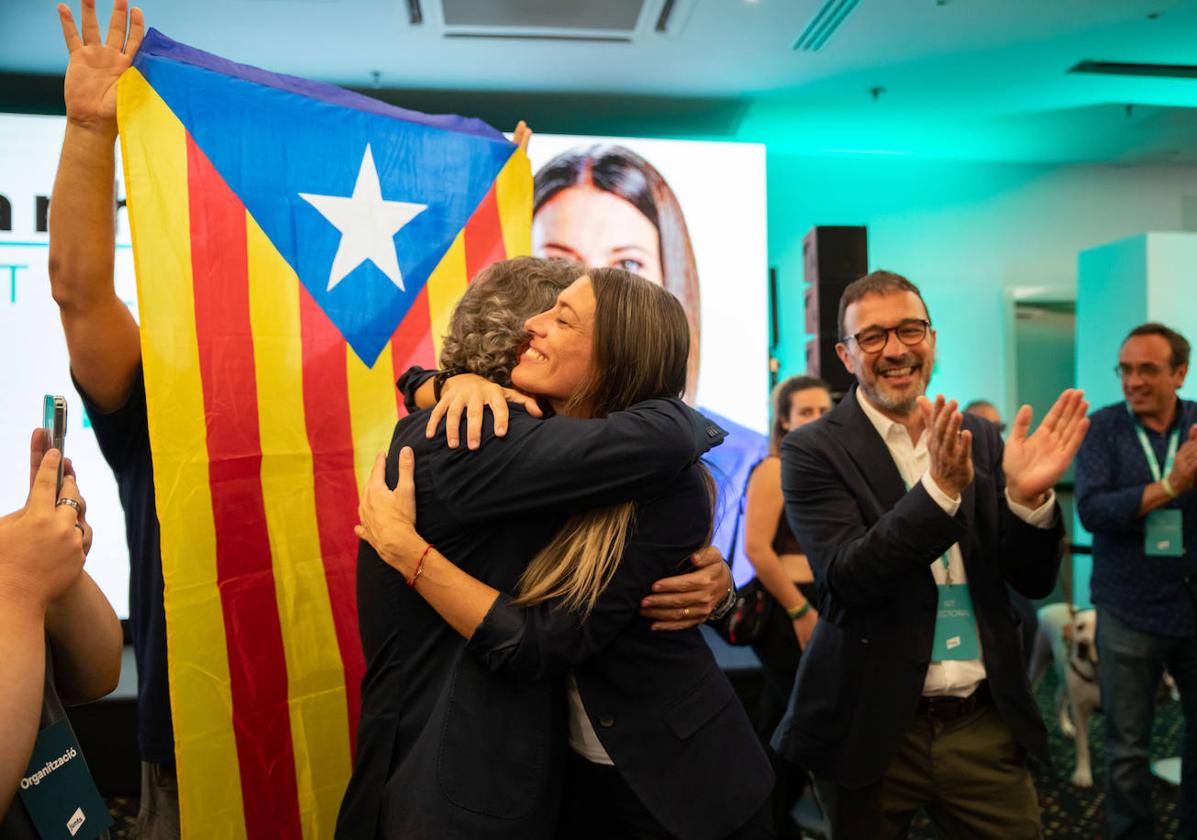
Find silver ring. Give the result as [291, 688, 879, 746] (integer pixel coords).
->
[56, 498, 80, 511]
[682, 607, 691, 618]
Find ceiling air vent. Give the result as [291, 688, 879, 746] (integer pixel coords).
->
[793, 0, 860, 52]
[440, 0, 648, 43]
[1070, 60, 1197, 80]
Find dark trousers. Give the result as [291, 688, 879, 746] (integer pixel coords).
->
[814, 701, 1041, 840]
[1096, 607, 1197, 840]
[750, 582, 817, 838]
[557, 751, 774, 840]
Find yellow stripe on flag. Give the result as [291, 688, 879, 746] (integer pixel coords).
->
[117, 68, 247, 839]
[494, 148, 532, 259]
[424, 233, 468, 360]
[346, 343, 400, 496]
[245, 215, 352, 840]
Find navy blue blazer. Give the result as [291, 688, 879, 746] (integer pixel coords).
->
[336, 399, 722, 839]
[771, 388, 1063, 788]
[467, 463, 773, 840]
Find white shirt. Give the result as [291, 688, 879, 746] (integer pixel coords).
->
[566, 672, 614, 764]
[855, 389, 1057, 697]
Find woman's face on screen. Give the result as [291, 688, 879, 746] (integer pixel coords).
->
[510, 276, 596, 414]
[532, 185, 664, 286]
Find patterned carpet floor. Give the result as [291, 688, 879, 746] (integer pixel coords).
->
[104, 667, 1185, 838]
[907, 666, 1183, 839]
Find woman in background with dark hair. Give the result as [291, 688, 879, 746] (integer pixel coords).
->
[530, 141, 769, 588]
[532, 144, 701, 399]
[743, 375, 832, 838]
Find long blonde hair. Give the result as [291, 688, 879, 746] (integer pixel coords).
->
[513, 267, 693, 618]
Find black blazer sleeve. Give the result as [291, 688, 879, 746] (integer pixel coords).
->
[464, 552, 657, 682]
[395, 365, 436, 413]
[424, 399, 722, 526]
[780, 426, 966, 611]
[464, 472, 709, 680]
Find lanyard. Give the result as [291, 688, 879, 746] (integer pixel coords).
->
[1128, 405, 1179, 482]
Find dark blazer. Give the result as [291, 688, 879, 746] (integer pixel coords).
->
[468, 463, 773, 840]
[771, 388, 1063, 789]
[336, 399, 722, 840]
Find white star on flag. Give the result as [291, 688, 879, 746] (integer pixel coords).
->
[299, 144, 428, 292]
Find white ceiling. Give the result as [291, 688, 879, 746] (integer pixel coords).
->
[3, 0, 1197, 163]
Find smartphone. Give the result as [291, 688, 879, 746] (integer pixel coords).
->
[42, 394, 67, 495]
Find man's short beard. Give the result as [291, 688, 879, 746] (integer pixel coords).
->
[861, 379, 920, 415]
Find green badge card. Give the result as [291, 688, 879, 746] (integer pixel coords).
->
[1145, 509, 1185, 557]
[16, 719, 112, 840]
[932, 583, 980, 661]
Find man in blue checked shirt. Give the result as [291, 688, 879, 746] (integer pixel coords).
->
[1076, 322, 1197, 840]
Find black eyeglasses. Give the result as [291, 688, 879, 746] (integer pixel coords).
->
[841, 319, 930, 354]
[1114, 363, 1167, 380]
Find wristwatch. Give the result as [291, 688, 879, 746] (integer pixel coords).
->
[432, 367, 468, 401]
[709, 581, 738, 621]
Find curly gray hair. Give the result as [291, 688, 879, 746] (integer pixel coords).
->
[439, 256, 587, 386]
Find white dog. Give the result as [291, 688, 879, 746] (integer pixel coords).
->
[1028, 603, 1100, 787]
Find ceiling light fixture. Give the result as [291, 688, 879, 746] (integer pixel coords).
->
[1070, 60, 1197, 79]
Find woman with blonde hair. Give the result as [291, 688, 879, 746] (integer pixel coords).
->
[338, 263, 770, 839]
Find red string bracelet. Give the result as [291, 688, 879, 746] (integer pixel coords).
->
[408, 543, 433, 588]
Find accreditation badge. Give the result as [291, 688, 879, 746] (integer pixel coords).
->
[932, 583, 980, 661]
[1145, 509, 1185, 557]
[16, 719, 112, 840]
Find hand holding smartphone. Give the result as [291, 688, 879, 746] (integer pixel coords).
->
[42, 394, 68, 496]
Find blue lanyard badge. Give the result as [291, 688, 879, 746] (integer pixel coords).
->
[933, 583, 980, 661]
[16, 719, 112, 840]
[1131, 413, 1185, 557]
[900, 471, 980, 661]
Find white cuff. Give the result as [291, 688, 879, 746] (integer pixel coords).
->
[1006, 488, 1057, 528]
[921, 472, 961, 516]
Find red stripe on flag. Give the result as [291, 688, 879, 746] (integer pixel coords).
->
[463, 183, 506, 282]
[389, 286, 436, 418]
[186, 136, 302, 840]
[297, 289, 366, 752]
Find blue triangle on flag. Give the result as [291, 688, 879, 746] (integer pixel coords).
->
[132, 30, 514, 366]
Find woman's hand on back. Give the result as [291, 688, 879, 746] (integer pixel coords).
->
[357, 449, 426, 578]
[425, 373, 543, 450]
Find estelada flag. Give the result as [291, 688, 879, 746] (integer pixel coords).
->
[116, 30, 530, 839]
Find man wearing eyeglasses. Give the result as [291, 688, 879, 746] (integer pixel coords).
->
[772, 270, 1089, 838]
[1075, 323, 1197, 840]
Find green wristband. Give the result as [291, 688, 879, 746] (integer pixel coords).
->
[787, 602, 811, 620]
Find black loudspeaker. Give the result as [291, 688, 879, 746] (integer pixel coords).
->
[802, 226, 867, 396]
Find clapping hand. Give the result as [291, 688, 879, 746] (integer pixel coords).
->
[1165, 424, 1197, 495]
[1003, 389, 1089, 508]
[917, 395, 974, 499]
